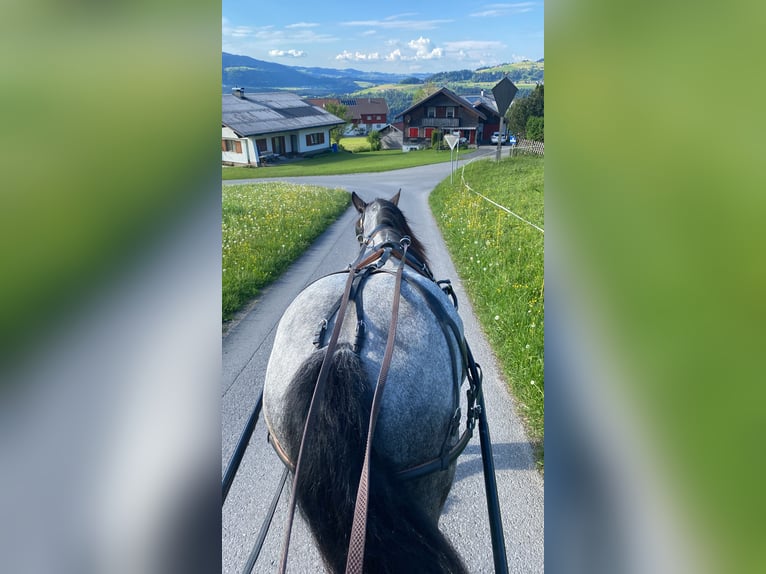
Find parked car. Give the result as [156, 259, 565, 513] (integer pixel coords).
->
[490, 131, 505, 144]
[451, 131, 468, 146]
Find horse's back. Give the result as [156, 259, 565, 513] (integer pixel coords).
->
[263, 267, 464, 474]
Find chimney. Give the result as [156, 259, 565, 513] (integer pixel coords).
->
[232, 87, 245, 99]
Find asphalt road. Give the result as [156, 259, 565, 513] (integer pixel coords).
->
[221, 152, 544, 573]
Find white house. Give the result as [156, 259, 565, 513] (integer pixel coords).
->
[222, 88, 346, 166]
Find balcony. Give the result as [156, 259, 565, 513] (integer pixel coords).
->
[415, 117, 459, 128]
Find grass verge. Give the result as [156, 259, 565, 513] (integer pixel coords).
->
[222, 148, 458, 180]
[429, 155, 545, 469]
[222, 182, 349, 321]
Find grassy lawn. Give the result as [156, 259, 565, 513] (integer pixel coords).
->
[222, 182, 349, 321]
[429, 155, 544, 469]
[222, 148, 457, 180]
[339, 136, 372, 152]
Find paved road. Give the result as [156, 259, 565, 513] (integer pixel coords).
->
[222, 154, 544, 573]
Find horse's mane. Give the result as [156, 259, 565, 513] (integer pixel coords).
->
[372, 199, 429, 268]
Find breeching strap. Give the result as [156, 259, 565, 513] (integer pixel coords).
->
[277, 243, 369, 574]
[344, 239, 410, 574]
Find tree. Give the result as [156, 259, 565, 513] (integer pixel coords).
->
[411, 82, 439, 105]
[526, 116, 544, 142]
[507, 83, 544, 138]
[367, 130, 381, 151]
[324, 101, 350, 144]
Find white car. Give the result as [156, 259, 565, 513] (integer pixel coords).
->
[490, 132, 506, 144]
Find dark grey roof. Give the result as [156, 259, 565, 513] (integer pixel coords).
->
[462, 94, 499, 114]
[222, 91, 345, 137]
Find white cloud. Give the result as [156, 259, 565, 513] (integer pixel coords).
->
[222, 18, 256, 39]
[336, 50, 381, 62]
[470, 2, 537, 18]
[269, 49, 307, 58]
[341, 17, 452, 31]
[443, 40, 504, 52]
[285, 22, 320, 29]
[407, 37, 443, 59]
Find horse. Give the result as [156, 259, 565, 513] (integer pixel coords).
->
[262, 190, 470, 573]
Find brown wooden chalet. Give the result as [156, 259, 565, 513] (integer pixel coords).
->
[395, 87, 487, 148]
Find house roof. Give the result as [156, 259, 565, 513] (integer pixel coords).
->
[306, 97, 389, 121]
[395, 87, 487, 121]
[222, 91, 345, 137]
[462, 93, 499, 114]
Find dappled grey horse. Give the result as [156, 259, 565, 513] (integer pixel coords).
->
[263, 190, 471, 573]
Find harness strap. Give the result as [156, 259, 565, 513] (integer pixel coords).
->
[278, 242, 368, 574]
[345, 239, 410, 574]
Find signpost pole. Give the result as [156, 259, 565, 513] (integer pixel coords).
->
[444, 133, 459, 184]
[496, 117, 504, 162]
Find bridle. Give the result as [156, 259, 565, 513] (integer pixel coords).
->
[271, 224, 484, 574]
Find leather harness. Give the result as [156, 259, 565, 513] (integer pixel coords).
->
[272, 231, 484, 574]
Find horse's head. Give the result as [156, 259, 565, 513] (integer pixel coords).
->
[352, 189, 400, 242]
[351, 189, 429, 271]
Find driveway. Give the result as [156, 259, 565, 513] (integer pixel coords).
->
[222, 158, 544, 573]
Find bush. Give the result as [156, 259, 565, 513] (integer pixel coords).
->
[367, 130, 381, 151]
[431, 129, 442, 149]
[526, 116, 544, 142]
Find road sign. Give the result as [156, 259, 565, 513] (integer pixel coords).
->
[444, 134, 459, 150]
[492, 77, 518, 115]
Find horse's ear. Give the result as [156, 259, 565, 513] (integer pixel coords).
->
[351, 192, 366, 213]
[390, 189, 401, 206]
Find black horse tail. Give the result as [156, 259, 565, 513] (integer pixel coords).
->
[281, 344, 468, 574]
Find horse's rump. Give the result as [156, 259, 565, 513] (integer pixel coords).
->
[263, 267, 464, 483]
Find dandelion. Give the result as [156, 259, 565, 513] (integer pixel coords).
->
[525, 344, 530, 349]
[494, 315, 500, 321]
[530, 380, 536, 385]
[530, 323, 536, 328]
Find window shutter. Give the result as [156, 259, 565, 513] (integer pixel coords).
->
[221, 140, 226, 151]
[234, 141, 242, 153]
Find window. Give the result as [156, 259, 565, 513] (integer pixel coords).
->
[425, 128, 434, 139]
[305, 132, 325, 146]
[222, 139, 242, 153]
[408, 127, 419, 138]
[446, 107, 455, 118]
[376, 115, 382, 121]
[427, 107, 436, 118]
[256, 139, 267, 152]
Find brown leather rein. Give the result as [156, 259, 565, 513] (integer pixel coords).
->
[273, 236, 481, 574]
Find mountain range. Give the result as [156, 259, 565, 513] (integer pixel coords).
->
[222, 52, 543, 97]
[222, 52, 430, 96]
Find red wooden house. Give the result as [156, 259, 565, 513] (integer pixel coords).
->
[306, 97, 389, 134]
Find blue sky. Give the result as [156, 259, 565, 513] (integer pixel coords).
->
[222, 2, 543, 74]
